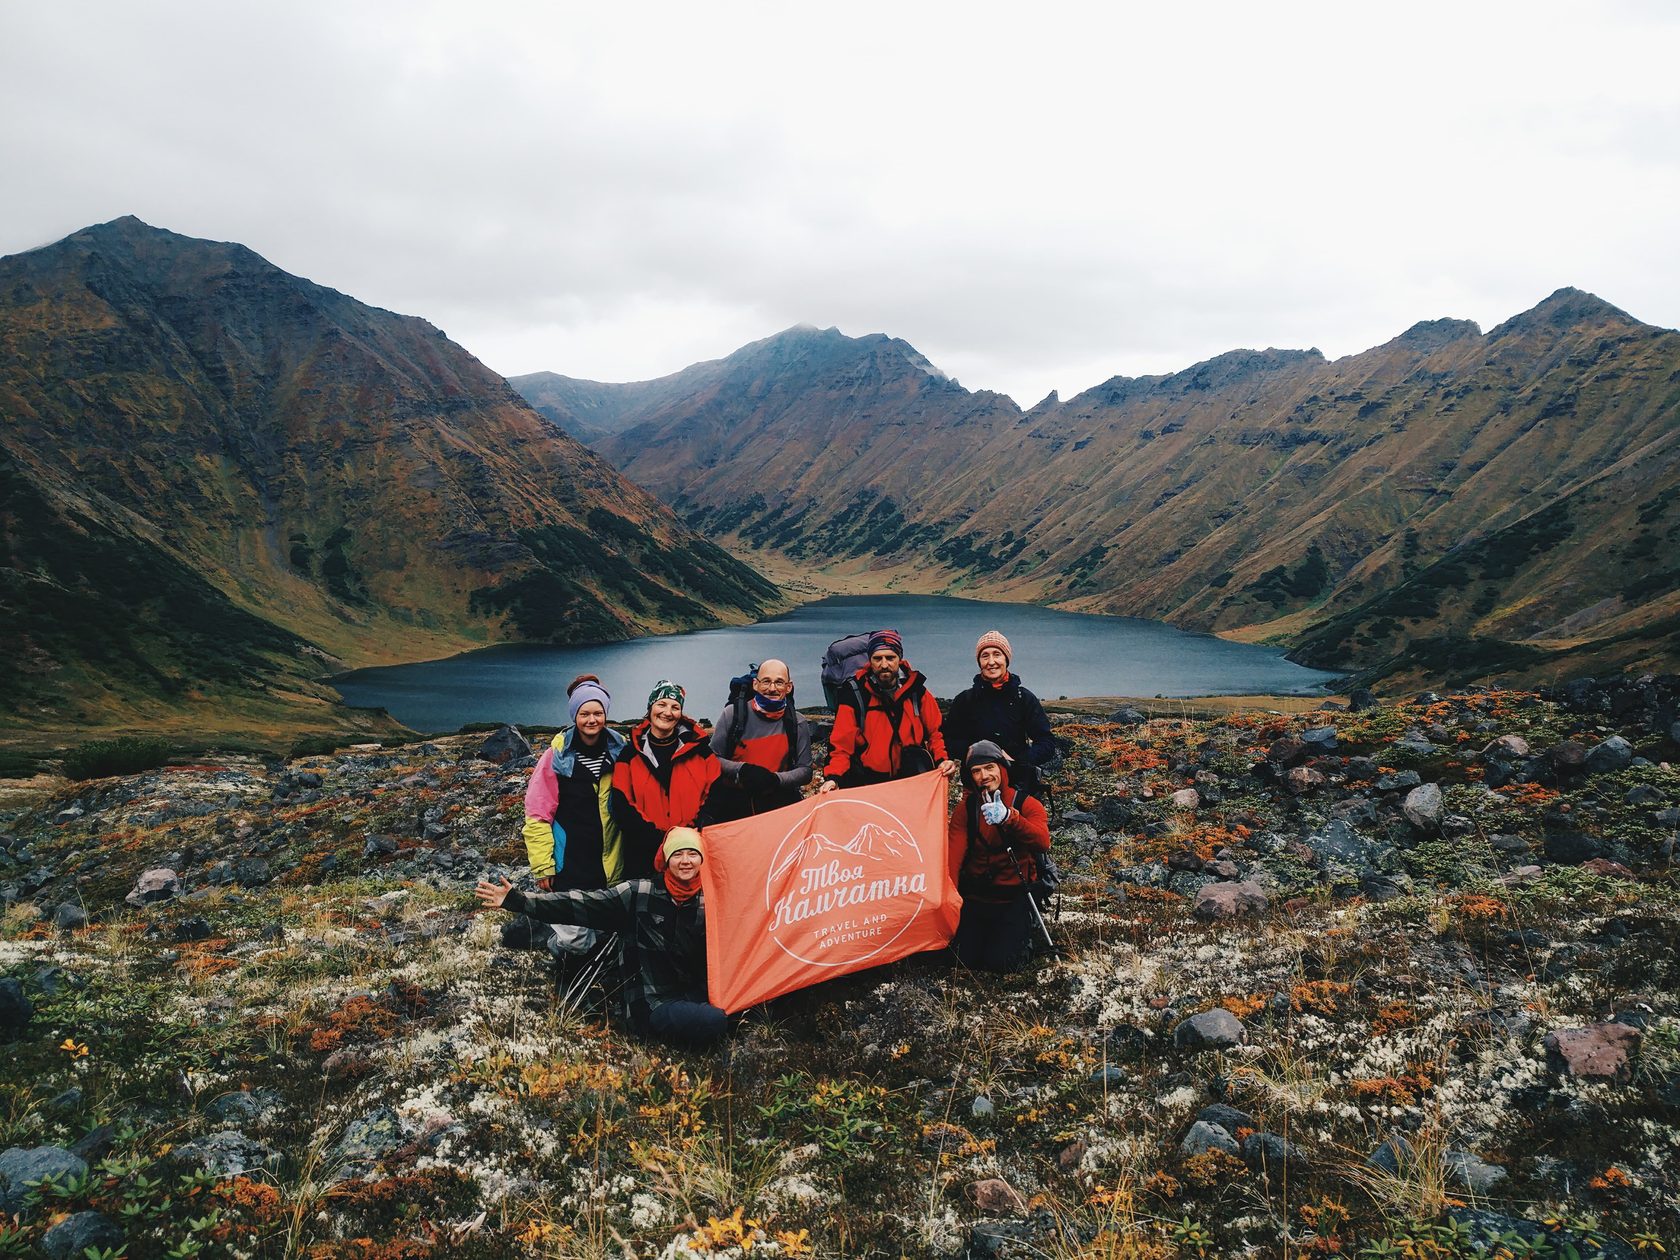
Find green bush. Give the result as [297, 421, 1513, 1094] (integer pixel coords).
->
[62, 736, 176, 780]
[0, 749, 40, 780]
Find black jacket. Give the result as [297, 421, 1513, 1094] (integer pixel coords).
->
[945, 673, 1055, 780]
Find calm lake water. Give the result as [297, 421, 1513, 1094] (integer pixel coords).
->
[332, 596, 1341, 733]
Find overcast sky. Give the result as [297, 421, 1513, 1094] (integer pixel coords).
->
[4, 2, 1677, 405]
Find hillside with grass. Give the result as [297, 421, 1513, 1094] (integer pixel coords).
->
[526, 298, 1680, 690]
[0, 219, 781, 742]
[0, 680, 1675, 1256]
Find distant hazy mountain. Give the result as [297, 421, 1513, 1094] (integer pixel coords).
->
[0, 218, 779, 733]
[518, 297, 1680, 688]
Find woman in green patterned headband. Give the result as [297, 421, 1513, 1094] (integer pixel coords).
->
[607, 677, 720, 878]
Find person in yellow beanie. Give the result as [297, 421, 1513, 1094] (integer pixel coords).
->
[476, 826, 727, 1043]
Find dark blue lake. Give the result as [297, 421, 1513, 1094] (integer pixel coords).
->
[332, 595, 1342, 732]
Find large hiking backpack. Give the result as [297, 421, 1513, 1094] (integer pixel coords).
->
[721, 664, 800, 771]
[820, 633, 873, 711]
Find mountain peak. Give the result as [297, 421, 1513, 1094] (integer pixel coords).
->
[1490, 287, 1640, 339]
[1387, 317, 1482, 353]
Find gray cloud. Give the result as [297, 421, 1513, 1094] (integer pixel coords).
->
[4, 1, 1677, 405]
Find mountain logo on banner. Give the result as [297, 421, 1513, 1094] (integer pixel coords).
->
[764, 798, 930, 968]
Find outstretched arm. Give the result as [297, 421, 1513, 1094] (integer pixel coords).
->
[476, 876, 515, 908]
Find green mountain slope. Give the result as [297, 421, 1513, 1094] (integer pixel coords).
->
[0, 218, 780, 734]
[522, 295, 1680, 687]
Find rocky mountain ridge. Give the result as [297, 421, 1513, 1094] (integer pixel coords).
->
[520, 295, 1680, 690]
[0, 218, 780, 739]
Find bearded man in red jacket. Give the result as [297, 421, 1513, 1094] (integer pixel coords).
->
[819, 629, 958, 792]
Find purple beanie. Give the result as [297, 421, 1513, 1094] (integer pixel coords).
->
[568, 680, 611, 724]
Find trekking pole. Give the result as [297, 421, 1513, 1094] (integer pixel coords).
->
[1006, 848, 1057, 955]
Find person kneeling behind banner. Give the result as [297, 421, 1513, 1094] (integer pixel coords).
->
[946, 741, 1053, 972]
[476, 828, 728, 1045]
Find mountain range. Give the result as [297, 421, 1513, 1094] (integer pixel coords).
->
[513, 297, 1680, 687]
[0, 218, 779, 740]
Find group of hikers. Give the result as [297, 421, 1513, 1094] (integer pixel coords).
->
[475, 628, 1058, 1045]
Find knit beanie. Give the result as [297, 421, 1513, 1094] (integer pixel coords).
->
[647, 679, 686, 710]
[975, 630, 1012, 665]
[660, 827, 704, 863]
[568, 680, 611, 724]
[867, 629, 903, 657]
[964, 740, 1011, 770]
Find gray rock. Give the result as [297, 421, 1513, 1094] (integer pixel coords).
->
[363, 834, 399, 858]
[1542, 831, 1605, 864]
[1585, 735, 1634, 775]
[1445, 1149, 1509, 1195]
[171, 1130, 283, 1177]
[174, 916, 212, 942]
[0, 979, 31, 1038]
[1445, 1208, 1635, 1260]
[1243, 1131, 1308, 1176]
[1108, 707, 1147, 726]
[206, 1089, 280, 1124]
[1483, 734, 1531, 759]
[337, 1108, 406, 1164]
[1367, 1134, 1412, 1175]
[125, 867, 182, 907]
[1170, 788, 1200, 810]
[1192, 881, 1269, 921]
[234, 857, 272, 887]
[1179, 1121, 1239, 1157]
[1348, 688, 1377, 711]
[1375, 769, 1422, 792]
[0, 1146, 88, 1214]
[1402, 783, 1444, 831]
[41, 1210, 123, 1260]
[970, 1095, 995, 1120]
[51, 903, 88, 930]
[473, 724, 532, 765]
[1300, 725, 1338, 752]
[47, 1087, 82, 1111]
[1172, 1009, 1246, 1051]
[1195, 1103, 1252, 1132]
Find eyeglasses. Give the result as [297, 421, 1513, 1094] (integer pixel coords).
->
[754, 678, 791, 690]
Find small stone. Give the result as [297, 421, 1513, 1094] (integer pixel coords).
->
[1367, 1134, 1412, 1175]
[1585, 735, 1634, 775]
[1348, 688, 1377, 711]
[1196, 1103, 1253, 1132]
[1192, 881, 1268, 921]
[40, 1210, 123, 1260]
[1108, 707, 1147, 725]
[1445, 1150, 1509, 1195]
[968, 1177, 1027, 1214]
[1267, 737, 1308, 766]
[363, 834, 399, 858]
[473, 724, 533, 765]
[322, 1048, 374, 1080]
[234, 857, 272, 887]
[1243, 1131, 1308, 1177]
[1170, 788, 1200, 810]
[1179, 1121, 1239, 1157]
[1285, 765, 1326, 794]
[1542, 831, 1604, 864]
[1580, 857, 1634, 878]
[47, 1087, 82, 1111]
[125, 867, 183, 907]
[970, 1095, 995, 1120]
[174, 916, 212, 943]
[1300, 726, 1338, 752]
[1375, 769, 1422, 792]
[1173, 1009, 1246, 1052]
[1483, 734, 1531, 759]
[0, 980, 34, 1039]
[171, 1130, 283, 1177]
[1057, 1139, 1087, 1172]
[51, 903, 88, 930]
[1552, 741, 1589, 770]
[1544, 1022, 1641, 1084]
[0, 1146, 89, 1215]
[1402, 784, 1444, 831]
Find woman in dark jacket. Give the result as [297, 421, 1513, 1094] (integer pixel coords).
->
[611, 680, 720, 879]
[478, 828, 727, 1044]
[944, 630, 1055, 799]
[946, 741, 1052, 973]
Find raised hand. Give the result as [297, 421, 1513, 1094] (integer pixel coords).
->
[475, 876, 516, 908]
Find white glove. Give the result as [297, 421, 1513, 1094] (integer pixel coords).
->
[981, 794, 1008, 826]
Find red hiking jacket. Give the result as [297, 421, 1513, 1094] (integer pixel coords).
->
[824, 663, 948, 779]
[610, 717, 719, 878]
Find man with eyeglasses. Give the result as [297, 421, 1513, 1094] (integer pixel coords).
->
[704, 658, 813, 822]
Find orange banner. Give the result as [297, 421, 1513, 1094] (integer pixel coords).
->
[700, 772, 961, 1013]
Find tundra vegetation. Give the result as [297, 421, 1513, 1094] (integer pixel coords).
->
[0, 679, 1676, 1258]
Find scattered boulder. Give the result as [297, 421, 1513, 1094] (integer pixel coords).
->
[1445, 1149, 1509, 1195]
[1266, 737, 1307, 767]
[234, 857, 272, 887]
[1402, 784, 1443, 832]
[41, 1211, 123, 1260]
[1542, 831, 1605, 864]
[1285, 766, 1326, 795]
[473, 725, 532, 765]
[1170, 788, 1200, 810]
[51, 903, 88, 930]
[1243, 1131, 1308, 1177]
[1483, 734, 1530, 759]
[1179, 1121, 1239, 1157]
[0, 979, 32, 1039]
[1195, 1103, 1252, 1132]
[1367, 1134, 1412, 1175]
[1192, 881, 1268, 921]
[1375, 769, 1421, 792]
[1348, 688, 1377, 711]
[1446, 1208, 1636, 1260]
[1585, 735, 1634, 775]
[968, 1177, 1027, 1214]
[125, 867, 183, 907]
[1108, 707, 1147, 726]
[1544, 1023, 1641, 1084]
[171, 1130, 283, 1177]
[0, 1146, 88, 1215]
[174, 916, 212, 943]
[1299, 726, 1338, 753]
[1172, 1009, 1246, 1052]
